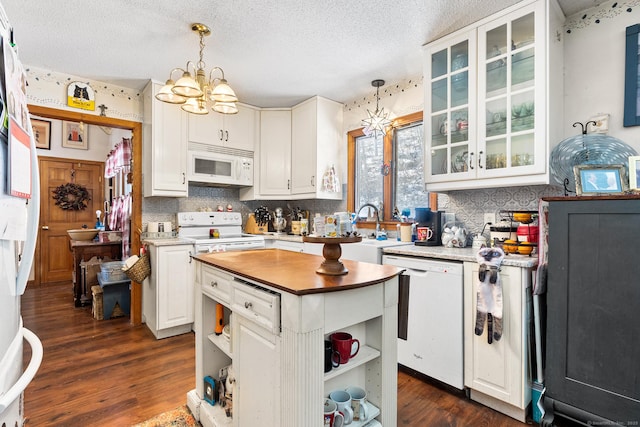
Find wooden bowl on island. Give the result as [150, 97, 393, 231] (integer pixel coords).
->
[67, 229, 99, 241]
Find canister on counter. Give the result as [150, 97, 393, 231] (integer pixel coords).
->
[325, 215, 338, 237]
[313, 213, 325, 236]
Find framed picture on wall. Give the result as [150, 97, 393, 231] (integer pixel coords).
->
[62, 120, 87, 149]
[629, 156, 640, 190]
[624, 23, 640, 127]
[31, 118, 51, 149]
[573, 164, 628, 196]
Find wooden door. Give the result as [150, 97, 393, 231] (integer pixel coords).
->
[37, 157, 104, 284]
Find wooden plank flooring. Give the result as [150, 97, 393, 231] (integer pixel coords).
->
[21, 282, 571, 426]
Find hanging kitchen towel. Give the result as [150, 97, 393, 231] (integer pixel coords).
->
[533, 199, 549, 295]
[475, 247, 505, 344]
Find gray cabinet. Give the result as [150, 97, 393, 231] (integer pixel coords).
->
[543, 197, 640, 425]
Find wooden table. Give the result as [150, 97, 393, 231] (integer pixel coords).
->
[69, 240, 122, 307]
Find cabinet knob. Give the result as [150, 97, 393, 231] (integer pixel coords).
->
[310, 175, 315, 186]
[211, 281, 217, 287]
[478, 151, 484, 169]
[219, 129, 224, 141]
[469, 152, 475, 170]
[225, 130, 229, 142]
[182, 172, 186, 184]
[244, 301, 253, 309]
[41, 225, 49, 230]
[287, 179, 290, 190]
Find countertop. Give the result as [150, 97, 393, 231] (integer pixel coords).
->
[142, 237, 194, 246]
[194, 248, 402, 295]
[261, 233, 304, 242]
[382, 245, 538, 268]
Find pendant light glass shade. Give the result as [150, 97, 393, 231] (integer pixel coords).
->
[213, 101, 239, 114]
[156, 80, 188, 104]
[181, 97, 209, 115]
[210, 79, 238, 103]
[172, 72, 203, 98]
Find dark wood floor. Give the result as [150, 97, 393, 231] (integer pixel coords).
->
[21, 282, 573, 426]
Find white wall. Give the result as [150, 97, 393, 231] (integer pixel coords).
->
[562, 3, 640, 151]
[34, 116, 132, 162]
[26, 66, 142, 122]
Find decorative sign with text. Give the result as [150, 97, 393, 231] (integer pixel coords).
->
[67, 81, 95, 111]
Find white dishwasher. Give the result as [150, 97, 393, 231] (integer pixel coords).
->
[382, 254, 464, 390]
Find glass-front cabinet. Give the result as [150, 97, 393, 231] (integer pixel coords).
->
[425, 32, 476, 181]
[423, 0, 563, 191]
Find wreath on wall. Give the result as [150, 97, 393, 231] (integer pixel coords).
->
[52, 183, 91, 211]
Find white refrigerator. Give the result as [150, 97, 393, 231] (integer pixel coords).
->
[0, 3, 43, 426]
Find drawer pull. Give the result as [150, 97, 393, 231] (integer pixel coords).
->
[244, 301, 253, 309]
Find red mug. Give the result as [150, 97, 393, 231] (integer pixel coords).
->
[323, 398, 344, 427]
[330, 332, 360, 364]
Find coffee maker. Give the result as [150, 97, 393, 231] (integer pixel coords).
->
[414, 207, 442, 246]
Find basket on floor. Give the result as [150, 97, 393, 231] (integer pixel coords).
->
[123, 253, 151, 282]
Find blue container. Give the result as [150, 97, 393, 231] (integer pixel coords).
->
[531, 381, 545, 423]
[414, 207, 432, 224]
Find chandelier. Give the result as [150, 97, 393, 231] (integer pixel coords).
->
[155, 23, 238, 115]
[361, 79, 392, 136]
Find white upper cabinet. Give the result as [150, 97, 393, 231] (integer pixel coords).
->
[257, 108, 292, 196]
[240, 96, 343, 201]
[188, 103, 258, 152]
[291, 96, 343, 199]
[424, 0, 564, 191]
[142, 80, 188, 197]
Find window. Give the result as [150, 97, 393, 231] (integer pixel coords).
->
[348, 111, 426, 221]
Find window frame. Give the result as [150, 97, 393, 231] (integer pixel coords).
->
[347, 111, 423, 222]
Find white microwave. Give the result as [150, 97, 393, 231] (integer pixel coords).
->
[187, 145, 254, 187]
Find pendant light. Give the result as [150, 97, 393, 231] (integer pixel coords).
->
[361, 79, 392, 136]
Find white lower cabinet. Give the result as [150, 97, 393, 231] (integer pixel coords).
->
[191, 261, 397, 427]
[234, 315, 280, 426]
[142, 243, 194, 339]
[463, 262, 532, 422]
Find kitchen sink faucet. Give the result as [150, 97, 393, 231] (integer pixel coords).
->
[356, 203, 380, 237]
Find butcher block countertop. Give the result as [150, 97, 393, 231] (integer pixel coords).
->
[194, 248, 402, 295]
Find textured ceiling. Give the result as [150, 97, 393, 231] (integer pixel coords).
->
[3, 0, 595, 108]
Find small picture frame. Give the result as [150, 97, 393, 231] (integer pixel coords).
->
[629, 156, 640, 190]
[62, 120, 87, 149]
[574, 164, 628, 196]
[31, 118, 51, 149]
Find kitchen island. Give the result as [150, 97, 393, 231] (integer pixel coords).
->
[188, 248, 401, 427]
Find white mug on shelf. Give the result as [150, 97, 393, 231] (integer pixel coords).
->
[328, 390, 353, 424]
[345, 386, 369, 421]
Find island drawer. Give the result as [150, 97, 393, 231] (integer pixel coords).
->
[201, 265, 233, 305]
[232, 279, 280, 335]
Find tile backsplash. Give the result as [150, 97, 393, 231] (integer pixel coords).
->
[141, 183, 564, 235]
[438, 184, 563, 234]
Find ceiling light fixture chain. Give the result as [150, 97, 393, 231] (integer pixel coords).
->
[155, 23, 239, 115]
[361, 79, 392, 137]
